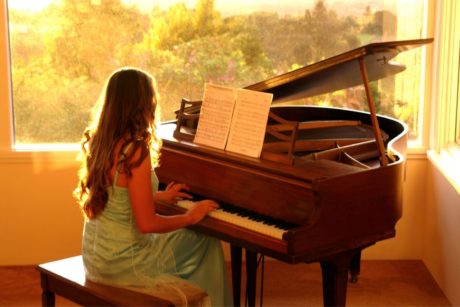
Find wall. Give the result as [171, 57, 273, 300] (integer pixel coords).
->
[0, 153, 83, 265]
[423, 160, 460, 306]
[0, 154, 428, 265]
[363, 156, 427, 259]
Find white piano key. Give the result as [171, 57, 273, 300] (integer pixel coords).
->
[176, 200, 286, 240]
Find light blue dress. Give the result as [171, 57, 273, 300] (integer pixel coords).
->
[82, 168, 232, 306]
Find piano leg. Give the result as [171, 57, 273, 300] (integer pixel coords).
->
[349, 250, 362, 283]
[230, 246, 258, 307]
[320, 249, 358, 307]
[231, 245, 243, 307]
[232, 247, 360, 307]
[246, 250, 258, 307]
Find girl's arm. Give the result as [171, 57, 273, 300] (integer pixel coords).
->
[128, 150, 217, 234]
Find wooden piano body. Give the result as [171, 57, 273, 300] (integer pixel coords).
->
[157, 106, 406, 262]
[155, 38, 432, 306]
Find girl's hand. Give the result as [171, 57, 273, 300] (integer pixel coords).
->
[156, 181, 193, 205]
[186, 200, 219, 225]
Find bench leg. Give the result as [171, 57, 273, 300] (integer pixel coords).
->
[40, 273, 55, 307]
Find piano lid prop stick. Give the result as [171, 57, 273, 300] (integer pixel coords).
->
[358, 57, 389, 167]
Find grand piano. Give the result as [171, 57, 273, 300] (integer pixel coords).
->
[155, 38, 433, 306]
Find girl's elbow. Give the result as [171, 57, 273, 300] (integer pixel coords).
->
[136, 221, 154, 234]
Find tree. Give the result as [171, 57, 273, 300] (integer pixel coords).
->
[47, 0, 148, 82]
[195, 0, 218, 36]
[9, 0, 410, 143]
[362, 10, 397, 39]
[302, 0, 360, 63]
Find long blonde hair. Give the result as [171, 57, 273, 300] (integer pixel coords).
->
[74, 67, 162, 219]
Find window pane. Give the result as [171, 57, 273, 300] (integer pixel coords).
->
[7, 0, 427, 145]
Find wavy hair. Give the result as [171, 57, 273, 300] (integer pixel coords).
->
[74, 67, 162, 219]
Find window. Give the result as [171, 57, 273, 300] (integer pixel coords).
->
[6, 0, 429, 147]
[430, 0, 460, 151]
[427, 0, 460, 192]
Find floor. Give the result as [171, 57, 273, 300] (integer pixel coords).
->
[0, 260, 452, 306]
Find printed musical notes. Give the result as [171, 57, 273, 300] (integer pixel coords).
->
[193, 84, 236, 150]
[194, 83, 273, 158]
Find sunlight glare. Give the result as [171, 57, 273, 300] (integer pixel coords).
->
[7, 0, 55, 12]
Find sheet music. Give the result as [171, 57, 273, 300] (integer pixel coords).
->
[194, 83, 272, 158]
[226, 89, 273, 158]
[194, 83, 236, 150]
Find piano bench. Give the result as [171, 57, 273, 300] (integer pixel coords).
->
[37, 255, 207, 306]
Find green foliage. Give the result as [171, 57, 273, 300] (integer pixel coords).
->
[8, 0, 414, 144]
[302, 0, 361, 62]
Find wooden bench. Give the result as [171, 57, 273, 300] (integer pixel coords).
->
[37, 255, 206, 306]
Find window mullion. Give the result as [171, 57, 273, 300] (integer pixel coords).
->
[456, 48, 460, 145]
[0, 1, 14, 152]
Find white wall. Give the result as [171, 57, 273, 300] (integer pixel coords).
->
[363, 157, 427, 259]
[0, 153, 83, 264]
[423, 160, 460, 306]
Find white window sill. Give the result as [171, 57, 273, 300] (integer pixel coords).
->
[13, 143, 80, 151]
[427, 145, 460, 195]
[0, 144, 79, 164]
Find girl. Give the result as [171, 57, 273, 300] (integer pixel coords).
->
[74, 67, 232, 306]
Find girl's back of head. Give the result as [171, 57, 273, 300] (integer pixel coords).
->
[98, 68, 156, 143]
[75, 67, 161, 219]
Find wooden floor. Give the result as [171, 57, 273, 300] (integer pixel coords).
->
[0, 260, 451, 306]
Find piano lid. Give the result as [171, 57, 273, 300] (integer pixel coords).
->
[245, 38, 433, 103]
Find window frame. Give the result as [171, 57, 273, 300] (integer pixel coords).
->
[427, 0, 460, 193]
[0, 0, 440, 161]
[457, 68, 460, 145]
[0, 1, 13, 152]
[429, 0, 459, 151]
[0, 1, 77, 164]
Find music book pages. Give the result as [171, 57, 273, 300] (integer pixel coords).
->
[194, 83, 273, 158]
[193, 83, 236, 150]
[225, 88, 273, 157]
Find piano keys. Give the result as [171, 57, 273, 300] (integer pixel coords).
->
[155, 38, 433, 306]
[176, 200, 291, 240]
